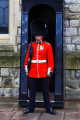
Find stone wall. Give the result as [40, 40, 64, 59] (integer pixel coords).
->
[64, 0, 80, 99]
[0, 0, 21, 98]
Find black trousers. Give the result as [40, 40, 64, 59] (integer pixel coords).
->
[28, 77, 52, 110]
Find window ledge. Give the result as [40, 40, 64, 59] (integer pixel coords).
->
[0, 34, 10, 40]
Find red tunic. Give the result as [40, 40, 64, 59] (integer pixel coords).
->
[24, 41, 54, 78]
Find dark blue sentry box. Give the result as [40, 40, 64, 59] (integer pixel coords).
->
[19, 0, 64, 108]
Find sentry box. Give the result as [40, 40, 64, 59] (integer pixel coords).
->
[19, 0, 64, 108]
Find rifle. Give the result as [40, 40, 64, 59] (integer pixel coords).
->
[27, 42, 33, 71]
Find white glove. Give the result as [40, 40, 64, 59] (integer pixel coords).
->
[47, 67, 51, 77]
[25, 65, 28, 75]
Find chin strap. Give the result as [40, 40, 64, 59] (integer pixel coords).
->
[36, 40, 42, 44]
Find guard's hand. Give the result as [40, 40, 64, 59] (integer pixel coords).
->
[25, 65, 28, 76]
[47, 68, 51, 77]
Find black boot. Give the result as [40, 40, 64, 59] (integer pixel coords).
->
[23, 108, 34, 114]
[46, 107, 56, 115]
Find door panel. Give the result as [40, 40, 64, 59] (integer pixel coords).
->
[54, 13, 64, 107]
[19, 12, 29, 106]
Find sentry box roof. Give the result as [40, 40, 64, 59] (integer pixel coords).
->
[22, 0, 63, 12]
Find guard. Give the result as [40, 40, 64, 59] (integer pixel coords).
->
[23, 20, 56, 114]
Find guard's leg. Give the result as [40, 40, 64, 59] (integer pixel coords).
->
[42, 77, 56, 115]
[23, 78, 36, 114]
[42, 77, 51, 109]
[28, 78, 37, 110]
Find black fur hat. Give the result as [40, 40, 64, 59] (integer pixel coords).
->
[30, 19, 48, 36]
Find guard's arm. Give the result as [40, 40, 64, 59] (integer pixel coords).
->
[24, 45, 30, 75]
[47, 43, 54, 76]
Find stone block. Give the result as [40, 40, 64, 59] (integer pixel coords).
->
[12, 88, 19, 97]
[1, 77, 13, 88]
[64, 4, 69, 12]
[0, 45, 13, 51]
[9, 68, 20, 78]
[64, 44, 75, 52]
[0, 88, 19, 97]
[64, 28, 77, 36]
[75, 70, 80, 79]
[64, 70, 76, 81]
[64, 53, 80, 69]
[64, 37, 71, 44]
[0, 52, 14, 57]
[64, 13, 80, 19]
[78, 28, 80, 35]
[65, 79, 80, 89]
[70, 20, 80, 27]
[0, 88, 4, 96]
[64, 11, 80, 20]
[9, 68, 20, 88]
[0, 88, 12, 97]
[69, 4, 80, 12]
[65, 88, 80, 99]
[64, 20, 69, 27]
[0, 77, 2, 87]
[64, 0, 80, 3]
[12, 77, 19, 88]
[72, 36, 80, 44]
[0, 56, 20, 67]
[1, 68, 9, 76]
[64, 70, 71, 80]
[76, 45, 80, 51]
[0, 68, 20, 88]
[70, 71, 76, 80]
[3, 88, 12, 97]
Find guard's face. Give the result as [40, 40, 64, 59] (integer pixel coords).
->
[35, 35, 43, 42]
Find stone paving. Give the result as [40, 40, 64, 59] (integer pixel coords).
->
[0, 100, 80, 120]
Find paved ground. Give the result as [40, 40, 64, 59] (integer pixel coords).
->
[0, 98, 80, 120]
